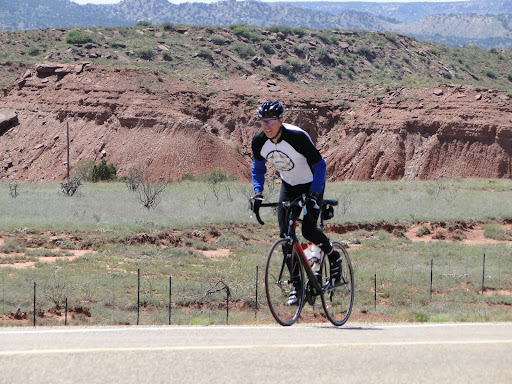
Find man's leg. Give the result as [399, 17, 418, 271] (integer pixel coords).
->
[302, 193, 343, 285]
[278, 183, 304, 305]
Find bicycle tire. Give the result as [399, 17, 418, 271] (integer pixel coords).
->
[265, 238, 305, 326]
[320, 241, 354, 326]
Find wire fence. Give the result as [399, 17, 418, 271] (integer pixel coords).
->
[1, 246, 510, 326]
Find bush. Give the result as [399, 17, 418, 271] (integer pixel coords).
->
[200, 168, 228, 184]
[200, 168, 236, 184]
[181, 173, 196, 182]
[109, 41, 127, 49]
[211, 35, 226, 45]
[90, 159, 117, 182]
[230, 24, 261, 42]
[261, 41, 274, 54]
[135, 21, 152, 28]
[28, 46, 40, 56]
[197, 48, 213, 60]
[485, 71, 497, 79]
[136, 47, 154, 60]
[416, 226, 431, 237]
[315, 47, 329, 61]
[232, 42, 256, 60]
[66, 30, 93, 45]
[162, 22, 176, 31]
[60, 176, 82, 196]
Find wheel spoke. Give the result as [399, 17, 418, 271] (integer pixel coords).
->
[321, 242, 354, 326]
[265, 239, 304, 326]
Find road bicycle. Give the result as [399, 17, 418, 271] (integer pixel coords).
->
[251, 194, 354, 326]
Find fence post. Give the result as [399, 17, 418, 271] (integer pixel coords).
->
[33, 280, 36, 327]
[255, 265, 259, 319]
[430, 255, 433, 300]
[169, 270, 172, 325]
[226, 285, 230, 325]
[481, 251, 486, 294]
[374, 271, 377, 310]
[65, 297, 68, 326]
[137, 267, 141, 325]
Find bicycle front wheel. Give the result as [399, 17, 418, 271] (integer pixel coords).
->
[265, 238, 304, 326]
[321, 241, 354, 326]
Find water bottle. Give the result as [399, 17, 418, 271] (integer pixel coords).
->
[303, 243, 321, 272]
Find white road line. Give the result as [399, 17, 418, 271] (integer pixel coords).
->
[1, 339, 512, 356]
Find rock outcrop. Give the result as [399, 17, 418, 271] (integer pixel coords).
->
[0, 109, 18, 133]
[0, 62, 511, 182]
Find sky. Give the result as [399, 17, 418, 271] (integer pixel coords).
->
[72, 0, 470, 5]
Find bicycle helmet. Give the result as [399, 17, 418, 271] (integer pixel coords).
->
[256, 100, 285, 119]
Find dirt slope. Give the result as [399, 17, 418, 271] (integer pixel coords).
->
[0, 62, 511, 182]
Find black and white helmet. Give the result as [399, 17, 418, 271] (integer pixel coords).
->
[256, 100, 285, 119]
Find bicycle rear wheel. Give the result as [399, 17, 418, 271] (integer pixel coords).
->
[321, 241, 354, 326]
[265, 238, 304, 326]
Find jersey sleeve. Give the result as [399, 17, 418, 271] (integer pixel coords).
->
[251, 132, 267, 193]
[310, 158, 326, 194]
[252, 158, 266, 193]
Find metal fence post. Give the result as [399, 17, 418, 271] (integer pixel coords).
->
[137, 267, 140, 325]
[169, 270, 172, 325]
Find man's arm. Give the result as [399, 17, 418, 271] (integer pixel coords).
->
[310, 158, 326, 195]
[252, 158, 267, 193]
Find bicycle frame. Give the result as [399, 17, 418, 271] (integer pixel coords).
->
[254, 195, 335, 297]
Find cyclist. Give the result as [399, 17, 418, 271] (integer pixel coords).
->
[251, 100, 342, 305]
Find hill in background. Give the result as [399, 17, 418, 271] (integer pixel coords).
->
[1, 0, 512, 49]
[0, 24, 511, 182]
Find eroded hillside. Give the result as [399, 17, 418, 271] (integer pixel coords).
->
[0, 25, 511, 182]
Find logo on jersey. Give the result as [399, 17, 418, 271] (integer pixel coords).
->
[266, 150, 294, 171]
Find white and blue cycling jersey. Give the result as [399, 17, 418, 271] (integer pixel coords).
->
[251, 123, 326, 194]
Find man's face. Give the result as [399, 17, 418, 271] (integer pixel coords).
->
[260, 118, 283, 140]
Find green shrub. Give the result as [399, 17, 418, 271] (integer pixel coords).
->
[232, 42, 256, 60]
[230, 24, 261, 42]
[485, 71, 497, 79]
[199, 168, 236, 184]
[211, 35, 226, 45]
[181, 173, 196, 182]
[483, 223, 512, 241]
[90, 159, 117, 182]
[28, 46, 40, 56]
[136, 47, 154, 60]
[292, 27, 307, 38]
[109, 41, 127, 49]
[416, 226, 431, 237]
[162, 22, 176, 31]
[315, 47, 329, 61]
[261, 41, 274, 54]
[197, 48, 213, 60]
[268, 25, 292, 35]
[135, 21, 152, 28]
[66, 30, 93, 45]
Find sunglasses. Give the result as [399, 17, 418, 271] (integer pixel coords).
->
[261, 119, 276, 125]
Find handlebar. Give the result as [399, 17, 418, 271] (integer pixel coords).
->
[250, 198, 278, 225]
[250, 195, 338, 225]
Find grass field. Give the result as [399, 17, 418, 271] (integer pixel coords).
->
[0, 178, 511, 326]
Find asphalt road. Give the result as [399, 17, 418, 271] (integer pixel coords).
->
[0, 322, 511, 384]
